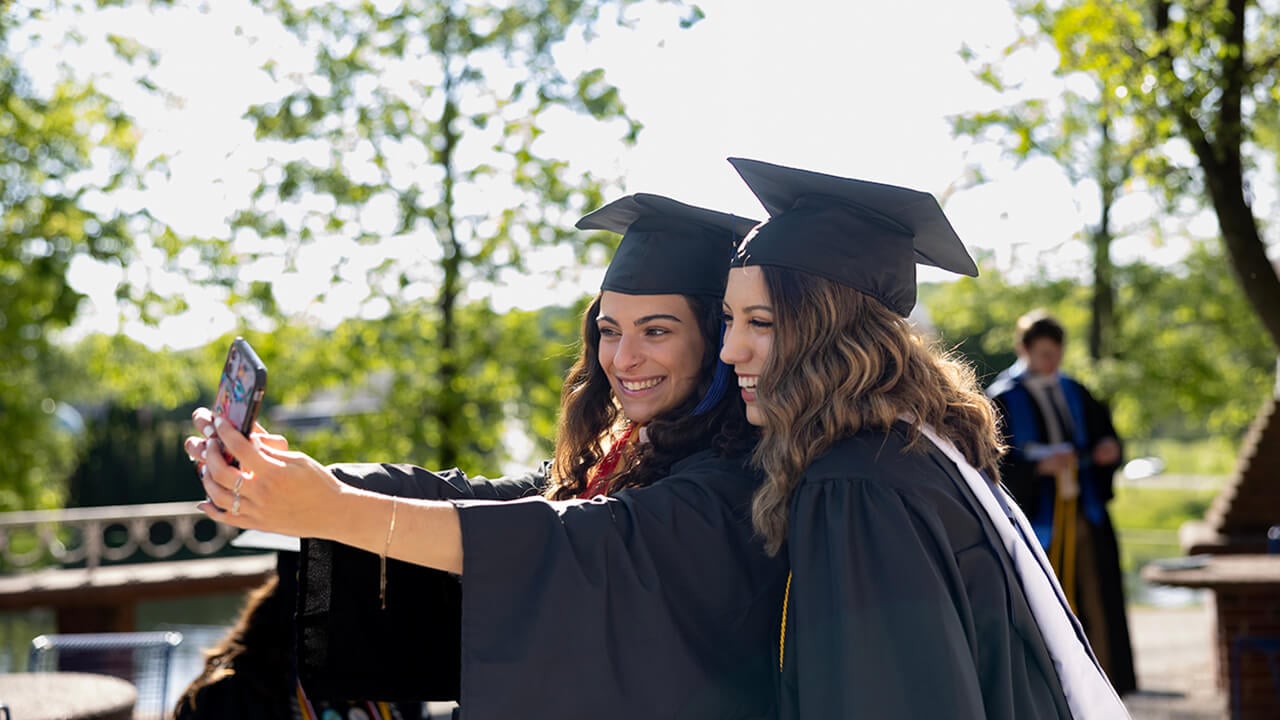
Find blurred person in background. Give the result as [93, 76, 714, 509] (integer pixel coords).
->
[987, 310, 1136, 695]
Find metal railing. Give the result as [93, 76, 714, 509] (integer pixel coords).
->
[0, 503, 238, 571]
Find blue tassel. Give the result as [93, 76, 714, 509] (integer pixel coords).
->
[692, 322, 733, 416]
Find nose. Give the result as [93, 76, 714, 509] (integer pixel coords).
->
[612, 332, 644, 372]
[720, 322, 747, 366]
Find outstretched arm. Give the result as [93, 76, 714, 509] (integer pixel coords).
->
[193, 412, 465, 574]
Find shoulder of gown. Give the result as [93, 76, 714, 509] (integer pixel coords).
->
[781, 426, 1071, 719]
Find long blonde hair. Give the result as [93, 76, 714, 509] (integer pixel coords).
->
[751, 267, 1003, 555]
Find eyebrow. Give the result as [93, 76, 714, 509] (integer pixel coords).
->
[597, 313, 685, 326]
[722, 304, 774, 313]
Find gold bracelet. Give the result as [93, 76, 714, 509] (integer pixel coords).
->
[380, 496, 398, 610]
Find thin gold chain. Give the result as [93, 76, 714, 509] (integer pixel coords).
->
[779, 571, 792, 670]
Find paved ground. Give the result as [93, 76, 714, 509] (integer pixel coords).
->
[1124, 600, 1226, 719]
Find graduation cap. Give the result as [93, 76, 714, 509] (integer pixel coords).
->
[727, 157, 979, 316]
[577, 193, 759, 298]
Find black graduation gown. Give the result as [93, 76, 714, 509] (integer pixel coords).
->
[989, 380, 1137, 696]
[300, 452, 789, 720]
[296, 463, 546, 703]
[779, 423, 1072, 719]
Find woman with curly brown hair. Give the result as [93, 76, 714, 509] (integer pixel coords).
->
[719, 158, 1129, 719]
[185, 194, 788, 720]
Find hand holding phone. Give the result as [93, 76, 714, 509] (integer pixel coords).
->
[212, 336, 268, 468]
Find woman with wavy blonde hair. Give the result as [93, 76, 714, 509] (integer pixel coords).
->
[719, 158, 1129, 719]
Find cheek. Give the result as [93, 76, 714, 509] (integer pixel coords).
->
[756, 334, 774, 364]
[596, 342, 616, 372]
[673, 342, 706, 381]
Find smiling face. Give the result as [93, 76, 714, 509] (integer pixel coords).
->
[596, 291, 706, 425]
[719, 266, 774, 427]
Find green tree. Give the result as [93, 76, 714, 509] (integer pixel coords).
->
[926, 241, 1274, 442]
[260, 300, 582, 469]
[985, 0, 1280, 349]
[231, 0, 695, 471]
[951, 3, 1186, 360]
[0, 5, 147, 509]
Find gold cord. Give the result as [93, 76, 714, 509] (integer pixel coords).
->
[779, 571, 791, 670]
[380, 497, 399, 609]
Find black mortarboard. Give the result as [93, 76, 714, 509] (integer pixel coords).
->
[727, 157, 979, 316]
[578, 193, 759, 298]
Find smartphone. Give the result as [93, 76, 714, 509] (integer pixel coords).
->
[211, 336, 268, 467]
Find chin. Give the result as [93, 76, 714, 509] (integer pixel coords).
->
[619, 402, 657, 425]
[745, 406, 764, 427]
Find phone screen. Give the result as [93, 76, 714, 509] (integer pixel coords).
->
[213, 339, 265, 436]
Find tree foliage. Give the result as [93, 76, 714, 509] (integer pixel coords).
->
[926, 240, 1274, 443]
[0, 4, 151, 509]
[977, 0, 1280, 349]
[52, 291, 581, 507]
[952, 1, 1188, 360]
[227, 0, 692, 471]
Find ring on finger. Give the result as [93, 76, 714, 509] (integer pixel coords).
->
[233, 474, 245, 493]
[231, 491, 241, 515]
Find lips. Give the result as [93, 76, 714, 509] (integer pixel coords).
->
[618, 376, 665, 394]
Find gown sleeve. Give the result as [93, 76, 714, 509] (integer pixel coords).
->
[781, 472, 987, 719]
[296, 462, 546, 703]
[452, 451, 788, 720]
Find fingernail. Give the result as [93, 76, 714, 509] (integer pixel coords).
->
[202, 425, 215, 438]
[200, 465, 207, 478]
[201, 448, 207, 461]
[214, 416, 225, 430]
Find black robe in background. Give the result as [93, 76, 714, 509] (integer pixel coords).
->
[779, 423, 1073, 719]
[299, 452, 789, 720]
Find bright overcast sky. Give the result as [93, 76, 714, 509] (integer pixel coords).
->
[17, 0, 1245, 349]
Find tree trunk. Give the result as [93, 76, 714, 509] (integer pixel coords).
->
[433, 15, 464, 469]
[1155, 0, 1280, 349]
[1089, 115, 1117, 360]
[1090, 225, 1115, 360]
[1203, 170, 1280, 349]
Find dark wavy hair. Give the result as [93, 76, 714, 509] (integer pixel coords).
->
[546, 292, 754, 499]
[750, 267, 1003, 554]
[174, 575, 291, 715]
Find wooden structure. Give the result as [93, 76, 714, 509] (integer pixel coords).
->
[1146, 391, 1280, 719]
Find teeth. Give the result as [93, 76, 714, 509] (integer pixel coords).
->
[738, 376, 758, 389]
[621, 378, 663, 391]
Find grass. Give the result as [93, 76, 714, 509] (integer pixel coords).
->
[1110, 486, 1220, 534]
[1109, 433, 1233, 597]
[1126, 435, 1241, 477]
[1111, 485, 1220, 605]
